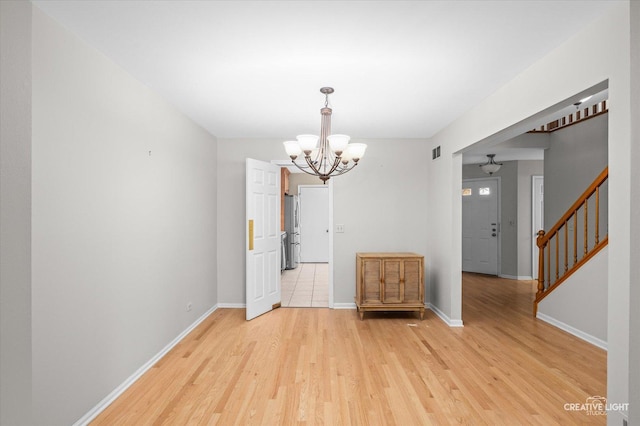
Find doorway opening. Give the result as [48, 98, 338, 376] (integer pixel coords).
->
[457, 82, 608, 328]
[273, 161, 333, 308]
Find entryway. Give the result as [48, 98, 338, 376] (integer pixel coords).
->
[272, 162, 333, 310]
[283, 184, 330, 307]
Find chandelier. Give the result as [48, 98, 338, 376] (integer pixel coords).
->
[480, 154, 503, 175]
[283, 87, 367, 183]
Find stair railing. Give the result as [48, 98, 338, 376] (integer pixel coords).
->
[534, 167, 609, 315]
[529, 100, 608, 133]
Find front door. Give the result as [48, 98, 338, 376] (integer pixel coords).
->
[245, 158, 281, 320]
[462, 178, 499, 275]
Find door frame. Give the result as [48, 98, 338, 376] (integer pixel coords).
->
[531, 175, 544, 280]
[462, 176, 501, 276]
[271, 162, 335, 309]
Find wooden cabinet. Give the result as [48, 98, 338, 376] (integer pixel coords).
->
[281, 167, 290, 195]
[355, 252, 424, 320]
[280, 168, 290, 231]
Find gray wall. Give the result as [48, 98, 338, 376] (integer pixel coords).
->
[538, 247, 608, 345]
[217, 138, 430, 306]
[544, 113, 608, 228]
[29, 9, 218, 425]
[0, 1, 33, 424]
[332, 139, 429, 305]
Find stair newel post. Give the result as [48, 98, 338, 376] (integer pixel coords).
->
[536, 230, 546, 296]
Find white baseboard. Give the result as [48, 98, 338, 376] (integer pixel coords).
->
[536, 312, 607, 351]
[218, 302, 358, 309]
[333, 302, 357, 309]
[72, 304, 219, 426]
[217, 303, 245, 308]
[499, 274, 534, 281]
[427, 303, 464, 327]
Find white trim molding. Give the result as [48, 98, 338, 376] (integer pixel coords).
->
[333, 302, 357, 310]
[72, 305, 219, 426]
[217, 303, 246, 308]
[499, 274, 534, 281]
[427, 303, 464, 327]
[536, 312, 607, 351]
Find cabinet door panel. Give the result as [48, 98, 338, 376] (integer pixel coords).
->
[403, 259, 422, 302]
[383, 259, 402, 303]
[363, 259, 381, 302]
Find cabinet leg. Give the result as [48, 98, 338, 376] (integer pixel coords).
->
[419, 309, 424, 321]
[359, 311, 364, 321]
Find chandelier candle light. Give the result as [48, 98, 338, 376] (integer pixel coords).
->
[283, 87, 367, 183]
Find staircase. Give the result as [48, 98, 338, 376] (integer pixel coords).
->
[533, 167, 609, 315]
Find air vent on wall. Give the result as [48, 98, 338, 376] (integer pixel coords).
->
[432, 146, 441, 160]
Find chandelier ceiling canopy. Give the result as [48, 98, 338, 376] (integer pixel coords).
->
[283, 87, 366, 183]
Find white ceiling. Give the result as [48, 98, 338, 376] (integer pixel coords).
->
[33, 0, 617, 141]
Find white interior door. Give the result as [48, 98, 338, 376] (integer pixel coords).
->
[462, 178, 499, 275]
[299, 186, 329, 263]
[245, 158, 281, 320]
[532, 176, 544, 280]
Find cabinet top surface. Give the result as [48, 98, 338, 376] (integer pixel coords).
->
[356, 252, 423, 258]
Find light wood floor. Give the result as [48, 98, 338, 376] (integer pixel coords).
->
[92, 273, 606, 425]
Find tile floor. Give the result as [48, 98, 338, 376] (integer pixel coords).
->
[281, 263, 329, 307]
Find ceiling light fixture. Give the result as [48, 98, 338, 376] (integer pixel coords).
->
[480, 154, 502, 175]
[574, 95, 593, 109]
[283, 87, 366, 183]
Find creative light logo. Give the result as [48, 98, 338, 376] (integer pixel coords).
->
[564, 396, 628, 416]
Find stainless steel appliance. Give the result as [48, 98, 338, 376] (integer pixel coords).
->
[280, 231, 287, 272]
[284, 195, 300, 269]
